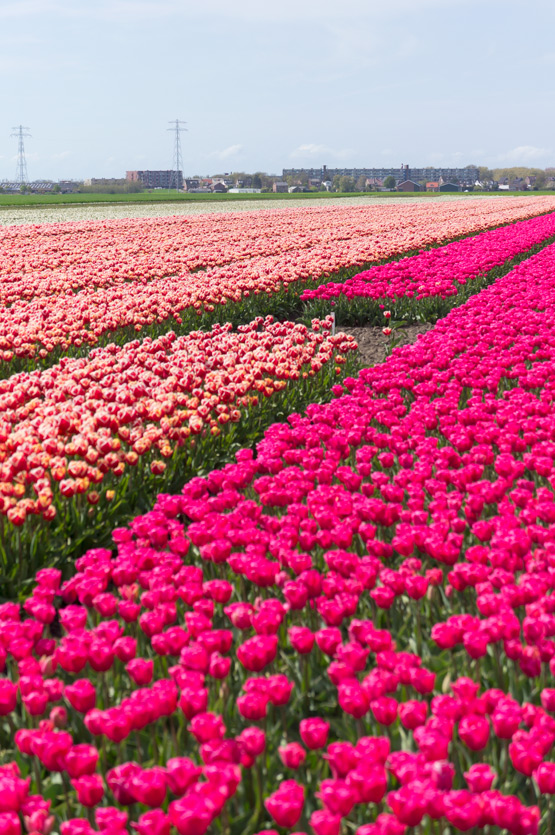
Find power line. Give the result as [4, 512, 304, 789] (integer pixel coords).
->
[11, 125, 31, 184]
[167, 119, 187, 190]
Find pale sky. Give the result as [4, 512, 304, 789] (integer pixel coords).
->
[1, 0, 553, 181]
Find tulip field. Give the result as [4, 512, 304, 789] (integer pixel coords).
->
[1, 197, 555, 374]
[3, 196, 555, 835]
[300, 208, 555, 324]
[0, 315, 358, 588]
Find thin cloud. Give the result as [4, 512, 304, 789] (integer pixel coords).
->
[290, 144, 354, 160]
[208, 144, 243, 160]
[0, 0, 51, 17]
[0, 0, 490, 22]
[291, 144, 330, 156]
[181, 0, 489, 22]
[11, 152, 39, 162]
[497, 145, 550, 164]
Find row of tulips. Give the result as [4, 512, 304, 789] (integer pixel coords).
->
[2, 238, 555, 833]
[0, 316, 358, 591]
[4, 204, 553, 581]
[2, 199, 555, 376]
[301, 207, 555, 325]
[2, 198, 553, 305]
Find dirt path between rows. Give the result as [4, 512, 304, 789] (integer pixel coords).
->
[340, 323, 434, 368]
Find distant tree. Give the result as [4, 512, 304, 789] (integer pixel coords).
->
[383, 175, 396, 190]
[331, 175, 356, 192]
[478, 167, 494, 183]
[533, 172, 547, 190]
[493, 166, 541, 182]
[287, 172, 309, 187]
[338, 176, 356, 192]
[52, 184, 61, 193]
[253, 171, 275, 189]
[230, 171, 252, 187]
[79, 182, 143, 195]
[355, 175, 367, 192]
[464, 164, 480, 181]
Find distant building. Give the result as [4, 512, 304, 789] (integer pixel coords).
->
[0, 181, 52, 193]
[184, 179, 200, 191]
[439, 182, 460, 192]
[474, 179, 494, 190]
[211, 182, 227, 193]
[30, 181, 55, 192]
[273, 181, 288, 193]
[228, 188, 262, 194]
[126, 170, 183, 189]
[397, 180, 421, 192]
[426, 181, 440, 192]
[499, 178, 528, 191]
[0, 180, 80, 193]
[84, 178, 127, 186]
[211, 177, 235, 188]
[58, 181, 81, 193]
[282, 164, 479, 188]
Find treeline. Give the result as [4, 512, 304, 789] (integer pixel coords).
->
[480, 166, 555, 186]
[78, 182, 144, 194]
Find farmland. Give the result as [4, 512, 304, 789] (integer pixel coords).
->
[1, 191, 543, 213]
[0, 193, 542, 228]
[1, 195, 555, 835]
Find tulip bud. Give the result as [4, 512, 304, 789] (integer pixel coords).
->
[279, 743, 306, 770]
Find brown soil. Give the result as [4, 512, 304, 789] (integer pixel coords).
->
[340, 323, 434, 368]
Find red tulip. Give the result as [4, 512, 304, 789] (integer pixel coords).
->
[64, 745, 99, 778]
[65, 680, 96, 714]
[310, 810, 342, 835]
[165, 758, 202, 796]
[126, 658, 154, 686]
[299, 718, 329, 750]
[72, 775, 104, 807]
[265, 780, 304, 829]
[459, 715, 490, 751]
[279, 743, 307, 770]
